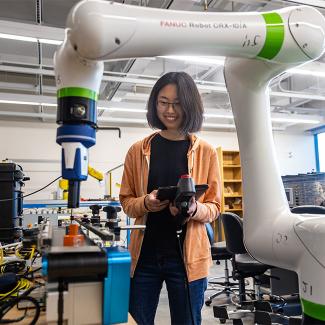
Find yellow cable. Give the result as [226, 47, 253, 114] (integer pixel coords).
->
[15, 247, 35, 260]
[29, 248, 35, 261]
[0, 278, 32, 300]
[15, 246, 23, 259]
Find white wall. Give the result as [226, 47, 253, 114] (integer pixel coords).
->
[0, 120, 316, 200]
[199, 130, 316, 176]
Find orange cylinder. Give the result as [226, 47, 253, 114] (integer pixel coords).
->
[63, 223, 84, 246]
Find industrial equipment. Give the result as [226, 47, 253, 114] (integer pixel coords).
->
[0, 161, 29, 243]
[53, 1, 325, 323]
[41, 208, 144, 325]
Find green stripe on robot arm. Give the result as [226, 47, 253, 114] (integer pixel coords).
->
[257, 12, 285, 60]
[57, 87, 98, 101]
[301, 298, 325, 321]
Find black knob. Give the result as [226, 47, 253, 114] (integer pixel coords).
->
[89, 205, 102, 216]
[103, 206, 121, 231]
[37, 215, 44, 224]
[103, 205, 121, 218]
[81, 214, 90, 224]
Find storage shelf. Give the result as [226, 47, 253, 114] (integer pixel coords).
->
[216, 147, 243, 242]
[223, 150, 240, 153]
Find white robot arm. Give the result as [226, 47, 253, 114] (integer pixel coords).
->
[54, 1, 325, 323]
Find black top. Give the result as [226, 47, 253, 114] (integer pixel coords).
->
[140, 133, 190, 259]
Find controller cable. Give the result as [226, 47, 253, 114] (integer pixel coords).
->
[176, 226, 195, 325]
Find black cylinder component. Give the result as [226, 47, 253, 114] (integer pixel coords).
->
[57, 97, 97, 125]
[68, 180, 80, 208]
[91, 216, 101, 226]
[81, 214, 90, 223]
[47, 251, 107, 282]
[89, 204, 102, 225]
[103, 206, 121, 241]
[0, 162, 26, 243]
[103, 206, 121, 229]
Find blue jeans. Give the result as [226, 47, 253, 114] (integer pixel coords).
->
[129, 254, 207, 325]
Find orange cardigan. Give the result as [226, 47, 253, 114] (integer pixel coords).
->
[119, 132, 221, 282]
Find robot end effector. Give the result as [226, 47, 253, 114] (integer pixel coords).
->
[56, 91, 97, 208]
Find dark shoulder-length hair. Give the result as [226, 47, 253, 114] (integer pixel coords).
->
[146, 71, 204, 134]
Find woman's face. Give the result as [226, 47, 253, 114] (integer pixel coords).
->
[156, 84, 184, 131]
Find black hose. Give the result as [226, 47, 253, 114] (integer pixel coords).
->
[0, 176, 61, 202]
[176, 229, 195, 325]
[96, 126, 121, 138]
[58, 281, 65, 325]
[0, 296, 40, 324]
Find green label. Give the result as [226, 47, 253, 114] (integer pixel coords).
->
[257, 12, 285, 60]
[57, 87, 98, 101]
[301, 298, 325, 321]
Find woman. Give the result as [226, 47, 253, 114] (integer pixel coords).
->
[119, 71, 221, 325]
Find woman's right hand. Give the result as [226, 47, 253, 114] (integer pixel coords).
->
[144, 190, 169, 212]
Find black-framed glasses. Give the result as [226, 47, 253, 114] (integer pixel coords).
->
[157, 100, 181, 110]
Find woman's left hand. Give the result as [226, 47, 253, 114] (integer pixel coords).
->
[169, 196, 197, 218]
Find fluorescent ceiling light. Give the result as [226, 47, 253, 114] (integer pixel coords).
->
[98, 106, 147, 113]
[206, 111, 320, 125]
[204, 113, 233, 119]
[0, 33, 62, 45]
[0, 99, 57, 106]
[99, 117, 147, 124]
[39, 38, 62, 45]
[204, 114, 320, 124]
[0, 33, 36, 43]
[161, 56, 225, 66]
[203, 123, 235, 129]
[110, 97, 122, 102]
[271, 117, 320, 124]
[41, 103, 57, 107]
[202, 122, 284, 131]
[0, 99, 40, 106]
